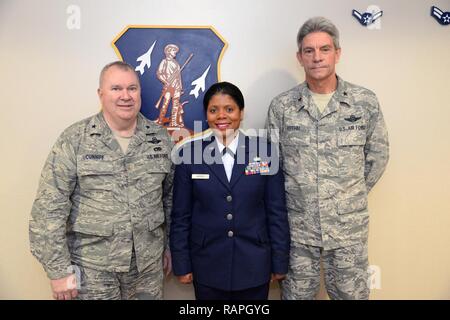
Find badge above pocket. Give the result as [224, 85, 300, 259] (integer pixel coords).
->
[192, 174, 209, 179]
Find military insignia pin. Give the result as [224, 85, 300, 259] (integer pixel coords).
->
[245, 161, 260, 176]
[245, 158, 270, 175]
[259, 161, 270, 174]
[431, 6, 450, 25]
[352, 9, 383, 26]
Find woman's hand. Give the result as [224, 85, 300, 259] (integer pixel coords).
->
[177, 273, 193, 284]
[271, 273, 286, 282]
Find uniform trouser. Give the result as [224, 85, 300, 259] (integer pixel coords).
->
[75, 249, 163, 300]
[194, 282, 270, 300]
[281, 241, 369, 300]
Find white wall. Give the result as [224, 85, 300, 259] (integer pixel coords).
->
[1, 0, 449, 299]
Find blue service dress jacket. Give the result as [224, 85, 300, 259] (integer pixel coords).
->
[170, 131, 290, 291]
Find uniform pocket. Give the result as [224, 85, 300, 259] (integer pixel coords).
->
[68, 218, 113, 259]
[71, 219, 113, 236]
[337, 131, 366, 146]
[337, 195, 368, 215]
[283, 126, 311, 147]
[281, 137, 309, 182]
[77, 161, 114, 191]
[337, 113, 367, 147]
[148, 214, 165, 232]
[337, 127, 366, 177]
[190, 227, 206, 248]
[281, 125, 310, 169]
[132, 154, 170, 187]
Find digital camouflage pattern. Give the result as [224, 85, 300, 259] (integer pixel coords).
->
[266, 76, 389, 299]
[29, 112, 174, 290]
[281, 241, 369, 300]
[266, 76, 389, 250]
[75, 249, 163, 300]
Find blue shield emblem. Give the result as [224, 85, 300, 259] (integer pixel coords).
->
[112, 26, 227, 138]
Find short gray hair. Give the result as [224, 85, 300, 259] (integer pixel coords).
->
[99, 61, 139, 87]
[297, 17, 340, 51]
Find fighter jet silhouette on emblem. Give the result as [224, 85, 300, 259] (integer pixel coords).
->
[431, 6, 450, 25]
[112, 26, 227, 139]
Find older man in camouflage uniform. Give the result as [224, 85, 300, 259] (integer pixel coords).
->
[29, 61, 174, 300]
[266, 17, 389, 300]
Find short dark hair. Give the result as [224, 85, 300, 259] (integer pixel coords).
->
[203, 81, 245, 112]
[99, 61, 139, 87]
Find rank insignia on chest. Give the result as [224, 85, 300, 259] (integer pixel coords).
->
[245, 159, 269, 175]
[259, 161, 270, 174]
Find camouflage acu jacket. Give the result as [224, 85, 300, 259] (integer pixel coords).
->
[29, 112, 173, 279]
[266, 76, 389, 249]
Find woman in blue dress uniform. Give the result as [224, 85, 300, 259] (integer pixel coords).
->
[170, 82, 290, 300]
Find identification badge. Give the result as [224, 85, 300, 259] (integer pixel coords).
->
[192, 174, 210, 180]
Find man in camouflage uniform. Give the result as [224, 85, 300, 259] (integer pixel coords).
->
[29, 61, 174, 300]
[266, 17, 389, 300]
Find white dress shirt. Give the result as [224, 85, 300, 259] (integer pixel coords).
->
[216, 132, 239, 182]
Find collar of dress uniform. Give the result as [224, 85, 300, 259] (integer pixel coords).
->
[215, 131, 239, 157]
[206, 130, 248, 157]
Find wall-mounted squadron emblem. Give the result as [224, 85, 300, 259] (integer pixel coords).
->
[112, 26, 227, 140]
